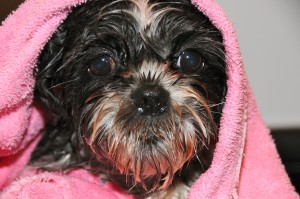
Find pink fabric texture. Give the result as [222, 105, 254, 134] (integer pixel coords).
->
[0, 0, 298, 198]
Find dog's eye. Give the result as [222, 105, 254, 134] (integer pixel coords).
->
[174, 50, 204, 73]
[88, 55, 116, 76]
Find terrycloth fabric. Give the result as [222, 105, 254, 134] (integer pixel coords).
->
[0, 0, 298, 198]
[0, 169, 133, 199]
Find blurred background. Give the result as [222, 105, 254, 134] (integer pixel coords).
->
[216, 0, 300, 129]
[1, 0, 299, 193]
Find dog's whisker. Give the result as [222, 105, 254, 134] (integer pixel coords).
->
[194, 153, 205, 171]
[183, 103, 207, 138]
[36, 48, 64, 76]
[128, 181, 139, 192]
[208, 102, 225, 107]
[49, 79, 78, 89]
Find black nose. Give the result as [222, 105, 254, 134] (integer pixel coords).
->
[132, 85, 169, 117]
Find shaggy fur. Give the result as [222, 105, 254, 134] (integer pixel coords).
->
[30, 0, 227, 197]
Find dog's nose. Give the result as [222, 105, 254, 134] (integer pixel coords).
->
[132, 85, 169, 117]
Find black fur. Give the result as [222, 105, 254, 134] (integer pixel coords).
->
[31, 0, 227, 196]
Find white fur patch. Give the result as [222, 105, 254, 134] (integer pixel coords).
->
[128, 0, 180, 37]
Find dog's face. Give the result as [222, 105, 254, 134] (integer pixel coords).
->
[33, 0, 226, 193]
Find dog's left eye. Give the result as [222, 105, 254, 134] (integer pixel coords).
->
[174, 50, 204, 73]
[88, 55, 116, 76]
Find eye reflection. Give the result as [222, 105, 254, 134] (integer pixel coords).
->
[88, 55, 116, 76]
[175, 50, 204, 73]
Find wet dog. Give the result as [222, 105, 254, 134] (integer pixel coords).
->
[30, 0, 227, 198]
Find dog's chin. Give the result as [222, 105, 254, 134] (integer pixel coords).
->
[91, 136, 195, 189]
[86, 112, 199, 189]
[112, 146, 189, 180]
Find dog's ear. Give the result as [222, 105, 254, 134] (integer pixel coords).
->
[34, 22, 69, 116]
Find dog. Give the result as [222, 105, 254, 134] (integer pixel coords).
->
[30, 0, 227, 198]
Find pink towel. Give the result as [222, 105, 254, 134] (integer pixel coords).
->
[0, 0, 298, 198]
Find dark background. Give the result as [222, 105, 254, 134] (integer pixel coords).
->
[0, 0, 24, 23]
[272, 129, 300, 193]
[1, 0, 299, 194]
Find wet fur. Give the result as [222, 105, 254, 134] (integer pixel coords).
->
[30, 0, 227, 198]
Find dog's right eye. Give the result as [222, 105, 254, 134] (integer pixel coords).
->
[88, 55, 116, 76]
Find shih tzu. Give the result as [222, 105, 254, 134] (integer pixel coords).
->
[30, 0, 227, 198]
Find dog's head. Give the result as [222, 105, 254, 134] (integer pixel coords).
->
[35, 0, 226, 192]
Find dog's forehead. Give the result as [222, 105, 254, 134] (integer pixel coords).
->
[129, 0, 179, 58]
[97, 0, 201, 55]
[100, 0, 176, 55]
[128, 0, 189, 41]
